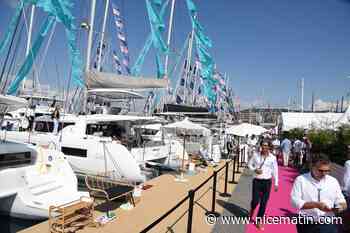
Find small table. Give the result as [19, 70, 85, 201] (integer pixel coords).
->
[49, 197, 94, 233]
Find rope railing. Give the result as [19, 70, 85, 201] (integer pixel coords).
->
[140, 150, 240, 233]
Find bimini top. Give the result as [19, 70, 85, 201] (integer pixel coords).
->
[87, 88, 144, 99]
[86, 71, 168, 89]
[0, 95, 27, 112]
[0, 95, 27, 107]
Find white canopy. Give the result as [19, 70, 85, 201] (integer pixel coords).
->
[225, 123, 267, 137]
[86, 71, 168, 89]
[334, 107, 350, 127]
[162, 118, 210, 136]
[280, 112, 342, 131]
[135, 123, 162, 131]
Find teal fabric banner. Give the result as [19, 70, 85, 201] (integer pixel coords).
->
[131, 35, 153, 76]
[3, 0, 83, 94]
[155, 53, 165, 79]
[131, 0, 169, 76]
[146, 0, 168, 53]
[185, 0, 216, 106]
[7, 16, 55, 94]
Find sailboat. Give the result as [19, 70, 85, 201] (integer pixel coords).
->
[1, 1, 172, 182]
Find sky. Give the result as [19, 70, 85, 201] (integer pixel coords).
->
[1, 0, 350, 110]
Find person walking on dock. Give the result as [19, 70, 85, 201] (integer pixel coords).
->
[281, 136, 292, 167]
[248, 140, 279, 230]
[291, 154, 347, 233]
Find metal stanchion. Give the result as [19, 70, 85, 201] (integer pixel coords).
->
[206, 171, 220, 217]
[229, 154, 237, 184]
[236, 147, 241, 174]
[187, 190, 195, 233]
[220, 161, 231, 197]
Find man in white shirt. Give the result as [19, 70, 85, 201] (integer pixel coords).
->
[248, 140, 279, 230]
[343, 146, 350, 201]
[293, 138, 304, 168]
[272, 137, 281, 160]
[291, 155, 347, 233]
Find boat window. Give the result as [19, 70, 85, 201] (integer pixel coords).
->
[85, 122, 165, 149]
[0, 151, 32, 169]
[61, 147, 87, 157]
[34, 121, 74, 133]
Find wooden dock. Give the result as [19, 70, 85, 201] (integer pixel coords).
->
[20, 161, 242, 233]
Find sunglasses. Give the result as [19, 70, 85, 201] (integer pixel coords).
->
[262, 144, 269, 147]
[317, 169, 330, 173]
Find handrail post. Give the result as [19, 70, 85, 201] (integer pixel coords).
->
[187, 189, 195, 233]
[220, 161, 231, 197]
[236, 147, 241, 174]
[230, 155, 237, 184]
[206, 170, 220, 217]
[240, 148, 244, 168]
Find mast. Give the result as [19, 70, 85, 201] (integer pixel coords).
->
[22, 5, 35, 91]
[311, 91, 315, 112]
[164, 0, 176, 78]
[301, 78, 304, 112]
[84, 0, 97, 112]
[184, 24, 195, 104]
[97, 0, 110, 71]
[191, 61, 199, 104]
[341, 96, 344, 112]
[86, 0, 96, 72]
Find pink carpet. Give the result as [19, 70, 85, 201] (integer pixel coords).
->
[245, 166, 299, 233]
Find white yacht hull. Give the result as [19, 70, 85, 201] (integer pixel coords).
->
[5, 131, 145, 182]
[0, 144, 87, 220]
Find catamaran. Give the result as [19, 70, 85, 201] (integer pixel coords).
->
[5, 114, 172, 182]
[0, 95, 87, 220]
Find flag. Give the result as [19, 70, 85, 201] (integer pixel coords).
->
[176, 95, 183, 104]
[120, 44, 129, 54]
[122, 58, 129, 66]
[117, 32, 126, 42]
[115, 20, 123, 29]
[112, 50, 120, 62]
[112, 7, 120, 16]
[112, 2, 131, 75]
[112, 50, 122, 74]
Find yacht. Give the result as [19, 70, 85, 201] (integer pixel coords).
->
[6, 114, 171, 182]
[0, 95, 87, 220]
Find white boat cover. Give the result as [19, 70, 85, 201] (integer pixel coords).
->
[280, 112, 342, 131]
[162, 118, 211, 136]
[87, 88, 144, 99]
[0, 95, 28, 113]
[86, 71, 168, 89]
[0, 95, 28, 107]
[225, 123, 267, 137]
